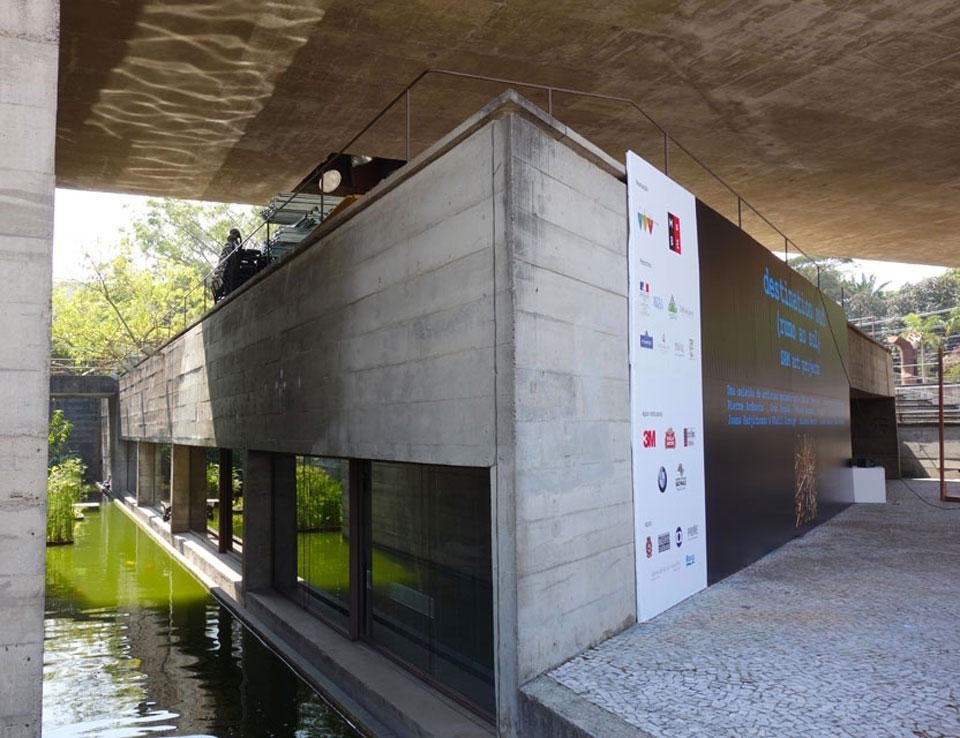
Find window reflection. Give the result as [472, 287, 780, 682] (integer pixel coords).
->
[295, 456, 350, 628]
[367, 462, 494, 715]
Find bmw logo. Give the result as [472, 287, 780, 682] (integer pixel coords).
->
[657, 466, 667, 492]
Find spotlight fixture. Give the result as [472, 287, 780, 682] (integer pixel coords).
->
[320, 169, 342, 193]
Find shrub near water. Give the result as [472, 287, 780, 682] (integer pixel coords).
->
[47, 458, 84, 545]
[296, 465, 343, 532]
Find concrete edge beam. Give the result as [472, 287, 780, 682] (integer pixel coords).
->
[520, 676, 655, 738]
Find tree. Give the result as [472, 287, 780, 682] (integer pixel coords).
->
[132, 198, 259, 276]
[842, 273, 890, 325]
[888, 269, 960, 316]
[52, 199, 258, 370]
[786, 256, 850, 304]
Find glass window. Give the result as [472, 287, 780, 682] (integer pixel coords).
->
[295, 456, 350, 628]
[205, 449, 244, 550]
[367, 462, 494, 715]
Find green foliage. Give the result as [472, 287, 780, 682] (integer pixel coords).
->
[296, 464, 343, 532]
[205, 462, 243, 497]
[787, 257, 851, 305]
[48, 409, 74, 467]
[888, 269, 960, 316]
[51, 198, 258, 371]
[47, 458, 84, 545]
[133, 198, 259, 276]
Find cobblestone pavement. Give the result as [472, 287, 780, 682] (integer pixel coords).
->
[550, 480, 960, 738]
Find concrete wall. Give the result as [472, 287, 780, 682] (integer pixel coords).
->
[503, 117, 635, 688]
[0, 3, 58, 736]
[848, 325, 895, 397]
[49, 396, 102, 481]
[899, 425, 960, 479]
[119, 120, 498, 468]
[851, 395, 900, 479]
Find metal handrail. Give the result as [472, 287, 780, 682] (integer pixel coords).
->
[161, 67, 840, 343]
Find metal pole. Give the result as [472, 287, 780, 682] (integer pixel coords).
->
[784, 237, 788, 262]
[404, 89, 411, 161]
[737, 197, 742, 229]
[940, 345, 946, 502]
[663, 133, 669, 174]
[547, 88, 553, 116]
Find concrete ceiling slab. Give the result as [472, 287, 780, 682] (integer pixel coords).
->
[56, 0, 960, 265]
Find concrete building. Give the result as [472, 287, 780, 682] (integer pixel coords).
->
[0, 2, 952, 736]
[109, 93, 895, 736]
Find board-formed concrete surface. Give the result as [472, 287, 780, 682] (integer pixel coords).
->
[542, 480, 960, 738]
[56, 2, 960, 266]
[0, 2, 59, 736]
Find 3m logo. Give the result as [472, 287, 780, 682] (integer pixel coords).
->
[642, 430, 656, 448]
[668, 212, 681, 254]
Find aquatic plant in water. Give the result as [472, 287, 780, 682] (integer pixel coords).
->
[47, 458, 85, 545]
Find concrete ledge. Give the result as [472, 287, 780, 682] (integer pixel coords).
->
[245, 591, 494, 738]
[113, 496, 494, 738]
[520, 677, 654, 738]
[50, 374, 118, 397]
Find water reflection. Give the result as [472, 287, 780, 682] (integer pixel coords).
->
[44, 504, 359, 738]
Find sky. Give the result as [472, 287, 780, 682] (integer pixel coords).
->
[53, 188, 951, 288]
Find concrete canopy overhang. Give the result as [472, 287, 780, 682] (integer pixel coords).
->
[58, 1, 960, 265]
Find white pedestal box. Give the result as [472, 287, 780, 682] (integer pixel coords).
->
[821, 466, 886, 504]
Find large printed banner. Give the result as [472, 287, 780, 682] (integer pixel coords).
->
[627, 151, 707, 621]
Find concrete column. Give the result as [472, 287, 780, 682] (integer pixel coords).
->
[272, 453, 297, 592]
[188, 447, 208, 532]
[170, 444, 191, 533]
[105, 394, 130, 494]
[137, 442, 158, 506]
[0, 3, 59, 735]
[242, 450, 273, 594]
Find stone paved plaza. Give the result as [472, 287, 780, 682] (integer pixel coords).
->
[550, 480, 960, 738]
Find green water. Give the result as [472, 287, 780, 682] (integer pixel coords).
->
[43, 503, 362, 738]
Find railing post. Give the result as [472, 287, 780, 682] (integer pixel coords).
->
[784, 237, 788, 262]
[404, 89, 411, 161]
[737, 197, 742, 229]
[663, 132, 669, 174]
[940, 345, 946, 502]
[547, 88, 553, 116]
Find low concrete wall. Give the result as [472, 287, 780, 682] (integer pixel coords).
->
[848, 326, 895, 397]
[49, 396, 103, 482]
[899, 425, 960, 478]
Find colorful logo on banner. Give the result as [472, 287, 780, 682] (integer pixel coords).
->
[668, 212, 682, 254]
[638, 210, 656, 235]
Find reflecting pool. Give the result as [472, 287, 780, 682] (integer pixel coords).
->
[43, 503, 362, 738]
